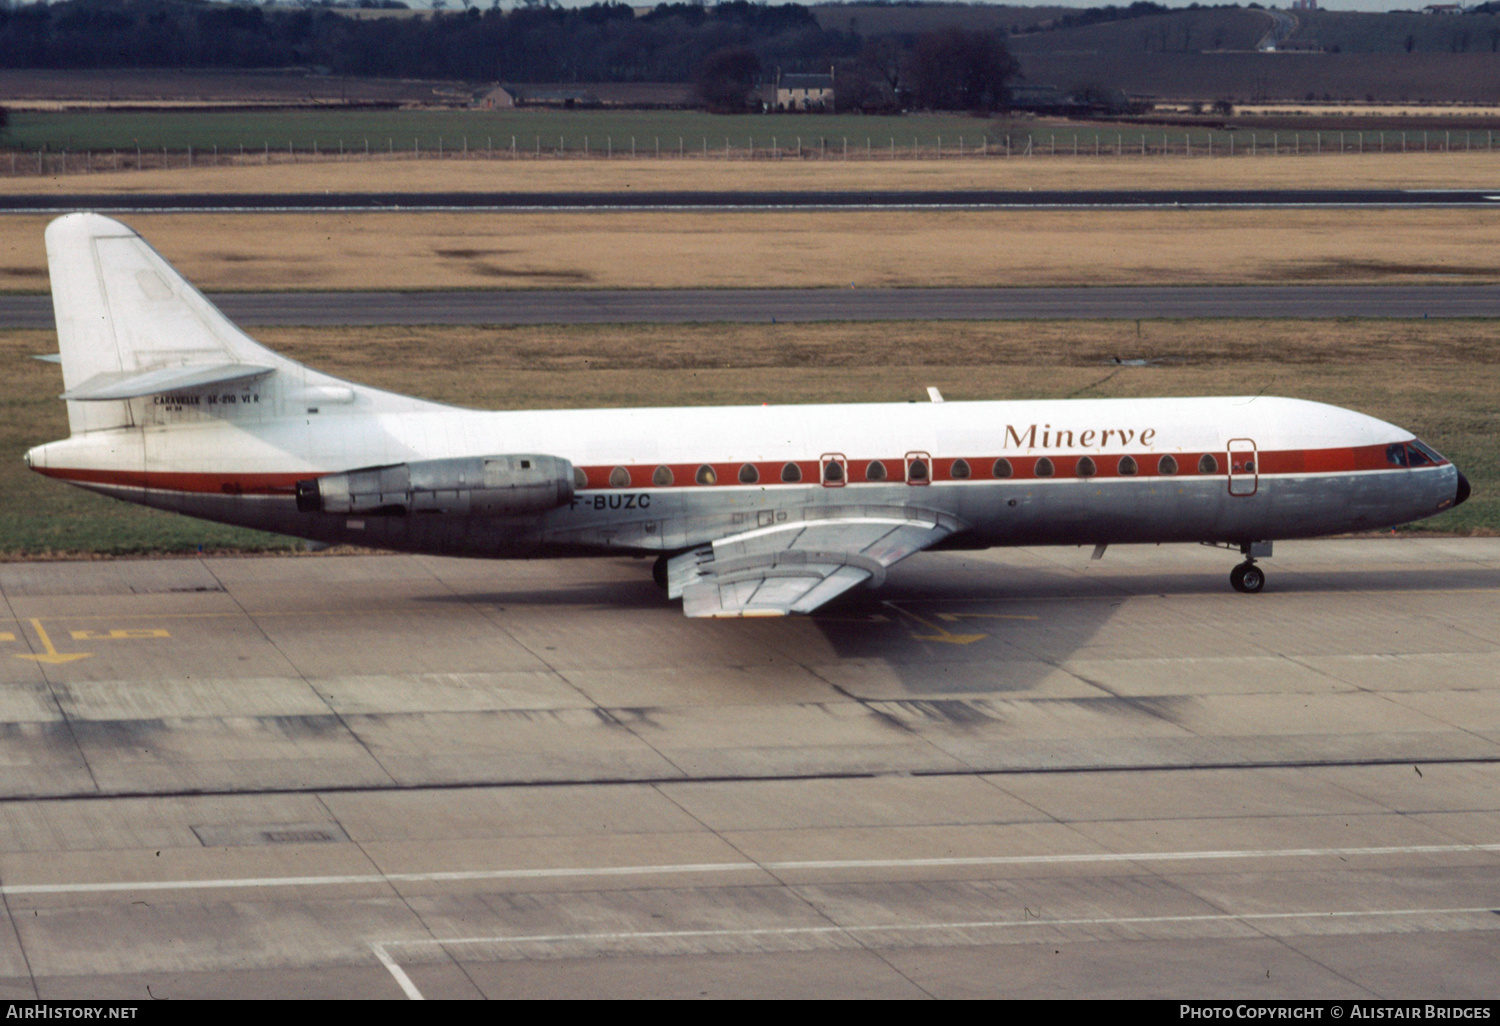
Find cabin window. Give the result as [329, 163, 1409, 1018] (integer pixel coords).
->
[1118, 455, 1138, 476]
[609, 466, 631, 488]
[992, 458, 1013, 479]
[907, 459, 929, 483]
[951, 458, 971, 479]
[1386, 444, 1408, 467]
[651, 465, 674, 487]
[1077, 456, 1097, 478]
[695, 464, 717, 486]
[866, 460, 887, 481]
[781, 462, 802, 483]
[1198, 454, 1219, 475]
[738, 463, 759, 484]
[573, 467, 588, 489]
[1035, 457, 1054, 478]
[823, 460, 844, 483]
[1158, 455, 1178, 476]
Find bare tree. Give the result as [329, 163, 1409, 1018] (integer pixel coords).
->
[693, 47, 761, 113]
[907, 28, 1018, 112]
[858, 37, 907, 107]
[1180, 13, 1198, 52]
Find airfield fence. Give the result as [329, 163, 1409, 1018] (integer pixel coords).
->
[4, 128, 1498, 177]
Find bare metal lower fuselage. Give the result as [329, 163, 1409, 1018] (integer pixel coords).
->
[75, 455, 1460, 560]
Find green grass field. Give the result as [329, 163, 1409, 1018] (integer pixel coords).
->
[5, 109, 999, 156]
[2, 318, 1493, 557]
[2, 108, 1466, 159]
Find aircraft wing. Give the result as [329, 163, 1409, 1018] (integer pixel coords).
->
[666, 510, 963, 618]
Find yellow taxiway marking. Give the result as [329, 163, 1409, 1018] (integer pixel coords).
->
[69, 628, 170, 640]
[934, 612, 1040, 622]
[14, 619, 91, 665]
[882, 602, 986, 645]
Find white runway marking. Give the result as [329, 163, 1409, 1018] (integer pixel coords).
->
[370, 942, 425, 1001]
[3, 841, 1496, 896]
[369, 905, 1500, 999]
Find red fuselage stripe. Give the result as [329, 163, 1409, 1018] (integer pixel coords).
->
[35, 443, 1437, 496]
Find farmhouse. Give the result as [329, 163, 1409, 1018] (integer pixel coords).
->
[776, 70, 835, 112]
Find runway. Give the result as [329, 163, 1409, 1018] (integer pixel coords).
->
[5, 188, 1500, 214]
[5, 284, 1498, 329]
[0, 538, 1494, 997]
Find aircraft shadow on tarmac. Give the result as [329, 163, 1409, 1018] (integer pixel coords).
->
[416, 558, 1500, 699]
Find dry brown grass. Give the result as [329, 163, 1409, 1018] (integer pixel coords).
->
[257, 318, 1500, 384]
[6, 207, 1500, 293]
[5, 150, 1500, 195]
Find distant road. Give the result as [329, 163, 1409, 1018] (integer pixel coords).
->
[4, 285, 1497, 329]
[4, 189, 1500, 213]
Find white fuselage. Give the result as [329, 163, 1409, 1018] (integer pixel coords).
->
[29, 393, 1462, 558]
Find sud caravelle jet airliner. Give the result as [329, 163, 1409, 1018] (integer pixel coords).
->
[26, 213, 1470, 616]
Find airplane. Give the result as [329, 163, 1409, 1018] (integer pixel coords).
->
[26, 213, 1469, 617]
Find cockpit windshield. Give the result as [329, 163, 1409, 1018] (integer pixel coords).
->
[1409, 439, 1446, 466]
[1389, 439, 1448, 468]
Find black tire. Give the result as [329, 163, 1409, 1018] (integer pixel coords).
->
[652, 554, 670, 590]
[1230, 561, 1264, 594]
[1240, 564, 1265, 593]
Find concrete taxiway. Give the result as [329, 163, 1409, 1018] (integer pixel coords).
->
[0, 538, 1494, 998]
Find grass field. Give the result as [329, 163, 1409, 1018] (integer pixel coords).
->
[2, 109, 999, 157]
[2, 318, 1494, 556]
[5, 207, 1500, 294]
[4, 107, 1498, 173]
[5, 147, 1500, 195]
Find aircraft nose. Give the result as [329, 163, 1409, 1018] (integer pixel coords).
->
[1455, 470, 1472, 508]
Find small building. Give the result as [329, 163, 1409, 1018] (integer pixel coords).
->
[475, 85, 517, 110]
[500, 86, 602, 110]
[1422, 2, 1465, 11]
[776, 70, 835, 112]
[1008, 84, 1076, 114]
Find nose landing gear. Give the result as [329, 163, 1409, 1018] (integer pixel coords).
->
[1230, 560, 1265, 593]
[1205, 540, 1272, 593]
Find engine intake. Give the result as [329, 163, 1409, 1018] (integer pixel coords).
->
[296, 454, 575, 518]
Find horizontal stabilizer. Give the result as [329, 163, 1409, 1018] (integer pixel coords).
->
[32, 354, 61, 364]
[60, 363, 274, 401]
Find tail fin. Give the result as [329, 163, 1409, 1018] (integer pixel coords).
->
[47, 213, 341, 434]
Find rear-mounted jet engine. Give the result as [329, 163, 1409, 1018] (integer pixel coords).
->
[296, 455, 575, 518]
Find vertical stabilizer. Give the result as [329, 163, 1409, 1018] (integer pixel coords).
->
[46, 213, 297, 434]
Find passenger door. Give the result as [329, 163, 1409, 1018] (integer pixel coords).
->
[1228, 438, 1258, 497]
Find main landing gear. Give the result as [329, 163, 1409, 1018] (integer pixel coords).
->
[1230, 560, 1265, 594]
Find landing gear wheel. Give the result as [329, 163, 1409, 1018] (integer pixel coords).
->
[1230, 561, 1265, 594]
[652, 554, 670, 590]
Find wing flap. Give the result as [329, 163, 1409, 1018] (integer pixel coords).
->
[668, 509, 963, 618]
[60, 363, 275, 401]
